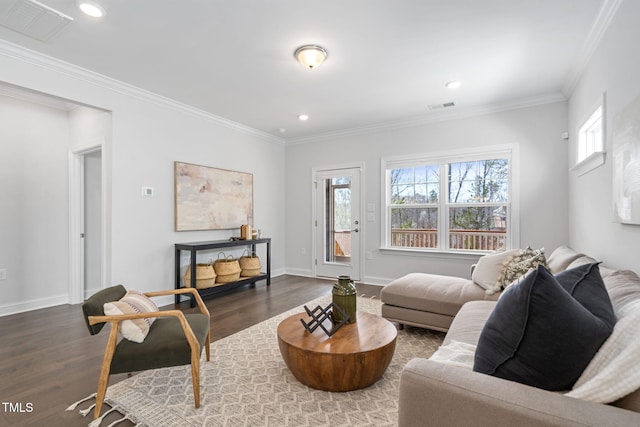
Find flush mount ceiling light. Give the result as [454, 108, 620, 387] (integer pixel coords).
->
[294, 45, 328, 70]
[446, 80, 462, 89]
[298, 114, 309, 121]
[77, 0, 106, 18]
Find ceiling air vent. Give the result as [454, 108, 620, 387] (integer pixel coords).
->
[0, 0, 73, 42]
[428, 101, 456, 111]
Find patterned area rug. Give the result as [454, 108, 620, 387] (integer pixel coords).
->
[99, 296, 444, 426]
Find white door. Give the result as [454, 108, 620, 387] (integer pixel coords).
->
[314, 167, 362, 280]
[84, 150, 102, 298]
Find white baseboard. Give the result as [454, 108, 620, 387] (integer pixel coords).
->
[0, 270, 387, 317]
[282, 270, 391, 287]
[362, 276, 394, 286]
[153, 295, 175, 308]
[271, 268, 287, 278]
[284, 268, 313, 277]
[0, 294, 69, 317]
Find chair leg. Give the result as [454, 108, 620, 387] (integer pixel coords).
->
[190, 356, 200, 408]
[94, 324, 119, 420]
[205, 331, 211, 361]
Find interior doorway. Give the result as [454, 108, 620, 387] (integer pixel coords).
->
[313, 166, 363, 281]
[69, 142, 105, 304]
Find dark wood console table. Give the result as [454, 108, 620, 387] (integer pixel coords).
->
[174, 238, 271, 305]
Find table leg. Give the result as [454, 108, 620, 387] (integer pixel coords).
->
[267, 240, 271, 286]
[174, 247, 181, 304]
[189, 249, 197, 308]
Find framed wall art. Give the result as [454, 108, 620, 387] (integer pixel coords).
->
[174, 161, 253, 231]
[613, 95, 640, 225]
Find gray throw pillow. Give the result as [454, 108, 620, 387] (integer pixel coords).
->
[473, 264, 615, 391]
[555, 262, 616, 330]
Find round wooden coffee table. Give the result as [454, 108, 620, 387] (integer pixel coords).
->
[277, 311, 397, 392]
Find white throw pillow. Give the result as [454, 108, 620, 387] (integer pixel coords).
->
[472, 249, 520, 294]
[103, 289, 159, 343]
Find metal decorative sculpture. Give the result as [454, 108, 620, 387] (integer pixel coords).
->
[300, 303, 350, 337]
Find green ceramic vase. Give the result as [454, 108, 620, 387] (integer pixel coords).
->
[332, 275, 357, 324]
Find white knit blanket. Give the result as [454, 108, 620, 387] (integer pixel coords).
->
[429, 340, 476, 369]
[430, 304, 640, 404]
[566, 301, 640, 403]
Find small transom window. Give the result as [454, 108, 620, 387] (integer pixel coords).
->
[578, 106, 603, 163]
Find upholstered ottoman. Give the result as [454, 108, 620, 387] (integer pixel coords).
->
[380, 273, 500, 332]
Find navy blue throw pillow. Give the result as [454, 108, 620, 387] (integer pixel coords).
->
[473, 265, 615, 391]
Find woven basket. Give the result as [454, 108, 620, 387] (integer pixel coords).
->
[239, 252, 261, 277]
[214, 253, 241, 283]
[184, 263, 216, 289]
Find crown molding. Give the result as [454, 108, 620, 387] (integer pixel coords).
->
[0, 80, 78, 111]
[0, 39, 286, 146]
[286, 92, 567, 146]
[562, 0, 623, 97]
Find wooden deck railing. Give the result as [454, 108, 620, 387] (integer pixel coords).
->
[391, 229, 438, 249]
[391, 229, 506, 251]
[334, 231, 351, 256]
[333, 229, 506, 256]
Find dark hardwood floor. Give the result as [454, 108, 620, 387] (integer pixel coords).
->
[0, 275, 382, 427]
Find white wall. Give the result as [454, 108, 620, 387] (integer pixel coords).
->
[285, 102, 569, 284]
[0, 42, 286, 314]
[567, 0, 640, 274]
[106, 100, 285, 293]
[0, 96, 71, 313]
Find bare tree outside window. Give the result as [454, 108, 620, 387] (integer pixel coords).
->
[390, 166, 440, 248]
[388, 158, 509, 251]
[449, 159, 508, 233]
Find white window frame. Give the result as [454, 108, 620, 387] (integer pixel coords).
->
[381, 144, 519, 255]
[573, 97, 605, 176]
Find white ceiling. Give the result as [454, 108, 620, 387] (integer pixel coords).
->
[0, 0, 610, 142]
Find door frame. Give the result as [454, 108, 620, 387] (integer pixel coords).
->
[311, 162, 365, 281]
[68, 138, 109, 304]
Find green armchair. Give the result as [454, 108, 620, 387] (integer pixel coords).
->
[82, 285, 210, 420]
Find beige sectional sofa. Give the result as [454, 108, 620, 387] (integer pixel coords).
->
[382, 246, 640, 426]
[380, 272, 500, 332]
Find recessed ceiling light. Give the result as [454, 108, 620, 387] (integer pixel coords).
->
[77, 1, 106, 18]
[298, 114, 309, 121]
[446, 80, 462, 89]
